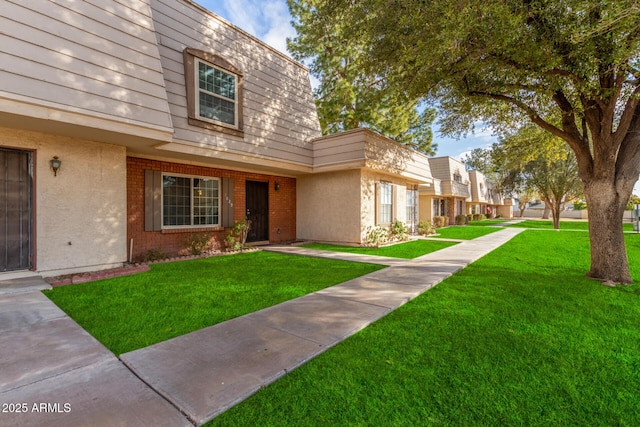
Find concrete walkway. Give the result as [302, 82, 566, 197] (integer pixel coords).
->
[1, 227, 524, 426]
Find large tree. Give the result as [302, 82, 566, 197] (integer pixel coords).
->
[286, 0, 437, 155]
[310, 0, 640, 284]
[501, 124, 583, 228]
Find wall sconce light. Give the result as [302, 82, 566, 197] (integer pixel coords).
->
[274, 182, 280, 191]
[50, 156, 62, 177]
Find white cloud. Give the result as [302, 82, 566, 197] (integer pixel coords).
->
[206, 0, 295, 55]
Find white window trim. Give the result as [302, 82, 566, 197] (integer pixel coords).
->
[378, 181, 393, 226]
[194, 58, 239, 129]
[161, 173, 221, 229]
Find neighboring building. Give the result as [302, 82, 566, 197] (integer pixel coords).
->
[297, 128, 433, 243]
[420, 156, 471, 224]
[0, 0, 434, 277]
[468, 170, 514, 218]
[419, 158, 514, 224]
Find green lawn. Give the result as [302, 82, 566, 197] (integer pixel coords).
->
[509, 219, 635, 231]
[431, 225, 502, 240]
[468, 219, 511, 227]
[43, 252, 384, 355]
[301, 239, 457, 259]
[207, 231, 640, 426]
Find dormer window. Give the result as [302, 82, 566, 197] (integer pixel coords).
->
[454, 173, 462, 183]
[184, 48, 244, 137]
[197, 60, 237, 127]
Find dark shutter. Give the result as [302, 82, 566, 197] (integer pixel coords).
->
[144, 170, 162, 231]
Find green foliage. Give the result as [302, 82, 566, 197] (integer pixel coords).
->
[286, 0, 437, 155]
[573, 201, 587, 210]
[389, 219, 409, 242]
[362, 225, 389, 247]
[225, 219, 251, 251]
[186, 232, 212, 255]
[417, 220, 434, 236]
[627, 195, 640, 211]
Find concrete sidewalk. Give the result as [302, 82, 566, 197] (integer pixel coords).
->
[1, 227, 524, 426]
[0, 278, 192, 427]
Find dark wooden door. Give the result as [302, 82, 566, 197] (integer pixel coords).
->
[245, 180, 268, 242]
[0, 148, 33, 271]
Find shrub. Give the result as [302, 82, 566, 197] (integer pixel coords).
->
[472, 214, 487, 221]
[390, 220, 409, 242]
[455, 214, 468, 225]
[225, 219, 251, 251]
[363, 225, 389, 247]
[186, 232, 213, 255]
[433, 216, 449, 228]
[417, 220, 434, 236]
[573, 201, 587, 211]
[139, 249, 168, 262]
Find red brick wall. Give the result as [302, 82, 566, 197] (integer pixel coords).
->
[127, 157, 296, 261]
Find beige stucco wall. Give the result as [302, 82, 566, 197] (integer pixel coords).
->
[1, 127, 127, 276]
[361, 169, 411, 226]
[297, 169, 363, 244]
[419, 195, 433, 222]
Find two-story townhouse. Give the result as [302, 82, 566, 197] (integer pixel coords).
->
[420, 156, 471, 224]
[468, 170, 514, 218]
[0, 0, 435, 278]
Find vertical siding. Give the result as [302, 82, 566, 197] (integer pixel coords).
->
[150, 0, 320, 166]
[0, 0, 173, 132]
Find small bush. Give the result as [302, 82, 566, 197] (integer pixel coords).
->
[472, 214, 487, 221]
[363, 225, 389, 247]
[455, 214, 468, 225]
[390, 219, 409, 242]
[225, 219, 251, 251]
[466, 214, 473, 223]
[573, 201, 587, 211]
[140, 248, 168, 262]
[186, 232, 212, 255]
[433, 216, 449, 228]
[418, 220, 434, 236]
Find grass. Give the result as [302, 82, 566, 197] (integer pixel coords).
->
[206, 231, 640, 426]
[469, 218, 635, 232]
[431, 225, 502, 240]
[43, 251, 385, 355]
[507, 219, 590, 230]
[301, 239, 457, 259]
[468, 219, 511, 226]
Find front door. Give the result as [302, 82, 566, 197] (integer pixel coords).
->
[246, 180, 268, 242]
[0, 148, 33, 271]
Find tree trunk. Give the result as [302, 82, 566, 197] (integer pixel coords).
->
[583, 178, 632, 285]
[542, 201, 550, 219]
[551, 200, 561, 229]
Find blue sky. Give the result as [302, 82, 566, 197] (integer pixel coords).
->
[196, 0, 640, 196]
[196, 0, 491, 160]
